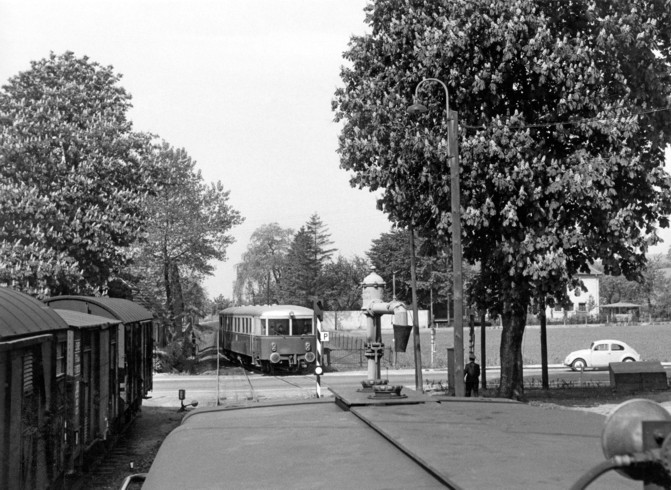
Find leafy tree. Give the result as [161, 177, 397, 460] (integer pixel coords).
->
[333, 1, 671, 398]
[281, 226, 320, 306]
[208, 294, 233, 316]
[320, 255, 370, 310]
[0, 51, 156, 296]
[367, 229, 476, 318]
[132, 142, 243, 336]
[233, 223, 293, 304]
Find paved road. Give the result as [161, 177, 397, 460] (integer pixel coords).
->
[145, 363, 671, 408]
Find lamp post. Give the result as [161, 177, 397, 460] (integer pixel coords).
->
[408, 78, 465, 397]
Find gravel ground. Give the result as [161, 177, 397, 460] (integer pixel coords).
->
[75, 407, 184, 490]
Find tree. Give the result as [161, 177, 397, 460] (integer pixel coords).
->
[208, 294, 233, 317]
[367, 229, 476, 318]
[305, 213, 337, 267]
[281, 226, 320, 306]
[132, 142, 243, 336]
[367, 230, 438, 307]
[0, 51, 156, 296]
[233, 223, 293, 304]
[320, 255, 370, 310]
[333, 1, 671, 398]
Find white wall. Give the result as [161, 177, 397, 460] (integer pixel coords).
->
[322, 310, 429, 331]
[546, 274, 601, 319]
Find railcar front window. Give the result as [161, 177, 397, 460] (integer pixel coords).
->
[268, 319, 289, 335]
[292, 319, 312, 335]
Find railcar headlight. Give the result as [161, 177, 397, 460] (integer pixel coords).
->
[271, 342, 277, 352]
[305, 342, 311, 351]
[305, 352, 316, 363]
[269, 352, 281, 364]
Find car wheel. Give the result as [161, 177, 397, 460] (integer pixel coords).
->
[571, 358, 587, 371]
[623, 357, 635, 362]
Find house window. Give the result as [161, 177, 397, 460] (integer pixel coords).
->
[578, 303, 587, 312]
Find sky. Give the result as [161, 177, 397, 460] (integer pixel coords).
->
[2, 1, 671, 300]
[0, 0, 394, 299]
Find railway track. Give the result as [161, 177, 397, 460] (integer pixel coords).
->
[216, 360, 318, 404]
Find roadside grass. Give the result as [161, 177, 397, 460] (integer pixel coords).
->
[365, 322, 671, 369]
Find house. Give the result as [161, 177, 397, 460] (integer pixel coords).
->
[546, 266, 602, 319]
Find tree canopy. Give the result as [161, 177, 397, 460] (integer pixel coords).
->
[133, 142, 243, 334]
[333, 0, 671, 397]
[0, 52, 156, 296]
[368, 229, 454, 311]
[234, 216, 367, 309]
[234, 223, 294, 304]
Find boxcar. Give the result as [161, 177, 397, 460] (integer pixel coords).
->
[51, 308, 122, 474]
[43, 296, 154, 424]
[219, 305, 316, 373]
[0, 287, 70, 490]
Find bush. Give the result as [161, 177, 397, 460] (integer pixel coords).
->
[159, 340, 198, 373]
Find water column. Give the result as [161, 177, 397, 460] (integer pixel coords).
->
[361, 269, 386, 383]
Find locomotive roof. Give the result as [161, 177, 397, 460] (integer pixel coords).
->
[0, 287, 68, 341]
[44, 295, 153, 323]
[221, 304, 314, 317]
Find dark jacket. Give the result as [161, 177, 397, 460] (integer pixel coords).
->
[465, 361, 480, 382]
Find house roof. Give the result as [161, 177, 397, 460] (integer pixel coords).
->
[578, 265, 603, 276]
[601, 302, 641, 308]
[0, 286, 68, 341]
[44, 296, 153, 323]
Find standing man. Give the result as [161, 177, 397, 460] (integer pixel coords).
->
[464, 354, 481, 397]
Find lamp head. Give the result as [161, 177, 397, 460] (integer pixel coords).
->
[407, 102, 428, 115]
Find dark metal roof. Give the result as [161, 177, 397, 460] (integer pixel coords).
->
[54, 309, 122, 329]
[0, 287, 68, 341]
[44, 296, 153, 323]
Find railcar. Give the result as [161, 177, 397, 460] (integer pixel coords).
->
[0, 287, 155, 489]
[219, 305, 316, 373]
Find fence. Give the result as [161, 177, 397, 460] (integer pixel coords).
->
[324, 331, 366, 369]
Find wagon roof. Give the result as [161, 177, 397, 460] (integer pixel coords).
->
[44, 295, 153, 323]
[54, 309, 122, 329]
[221, 304, 314, 317]
[0, 286, 68, 341]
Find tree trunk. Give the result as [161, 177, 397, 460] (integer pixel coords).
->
[163, 255, 177, 339]
[170, 263, 185, 332]
[498, 303, 527, 399]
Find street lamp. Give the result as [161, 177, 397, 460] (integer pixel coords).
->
[407, 78, 465, 397]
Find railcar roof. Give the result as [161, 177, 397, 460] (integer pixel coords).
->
[54, 309, 122, 329]
[221, 304, 314, 317]
[0, 286, 68, 341]
[142, 392, 632, 490]
[44, 295, 153, 323]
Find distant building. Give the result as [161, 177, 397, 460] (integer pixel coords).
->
[546, 266, 602, 319]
